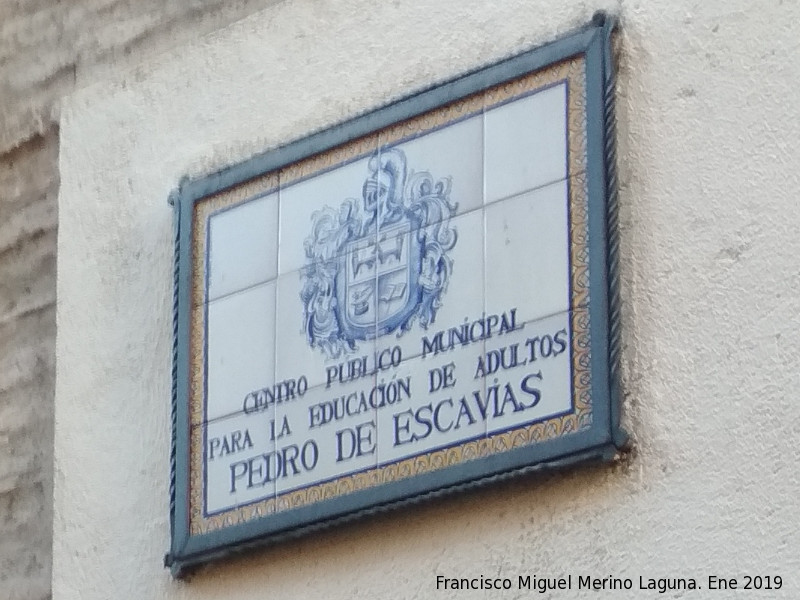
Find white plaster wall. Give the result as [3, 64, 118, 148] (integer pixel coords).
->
[55, 0, 800, 598]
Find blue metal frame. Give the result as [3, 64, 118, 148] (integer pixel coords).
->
[165, 12, 626, 577]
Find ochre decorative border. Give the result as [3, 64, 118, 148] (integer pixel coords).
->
[280, 132, 379, 188]
[188, 56, 590, 535]
[190, 173, 279, 309]
[377, 92, 485, 147]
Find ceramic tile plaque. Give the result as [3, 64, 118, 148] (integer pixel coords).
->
[167, 15, 626, 575]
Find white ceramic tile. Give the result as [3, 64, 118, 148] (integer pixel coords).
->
[206, 281, 276, 422]
[376, 341, 486, 465]
[274, 375, 378, 498]
[484, 82, 568, 204]
[274, 269, 376, 391]
[207, 192, 279, 302]
[381, 113, 483, 220]
[279, 152, 379, 276]
[202, 409, 275, 515]
[376, 208, 485, 362]
[481, 310, 575, 437]
[484, 179, 570, 325]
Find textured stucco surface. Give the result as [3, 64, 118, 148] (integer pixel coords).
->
[0, 129, 59, 600]
[1, 2, 283, 598]
[0, 0, 284, 154]
[1, 2, 285, 598]
[56, 0, 800, 598]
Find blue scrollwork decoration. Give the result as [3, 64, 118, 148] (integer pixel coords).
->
[301, 148, 458, 358]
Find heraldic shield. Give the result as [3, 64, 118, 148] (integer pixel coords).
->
[339, 219, 423, 339]
[302, 147, 457, 359]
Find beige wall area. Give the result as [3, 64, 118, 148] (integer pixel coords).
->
[54, 0, 799, 599]
[0, 2, 280, 599]
[0, 128, 58, 600]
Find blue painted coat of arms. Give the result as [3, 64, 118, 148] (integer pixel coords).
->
[301, 148, 457, 358]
